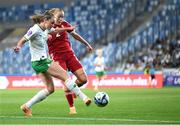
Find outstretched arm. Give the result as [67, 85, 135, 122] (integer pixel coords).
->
[13, 37, 27, 52]
[71, 31, 93, 52]
[53, 26, 76, 33]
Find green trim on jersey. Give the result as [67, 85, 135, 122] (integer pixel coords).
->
[32, 59, 52, 74]
[95, 71, 105, 77]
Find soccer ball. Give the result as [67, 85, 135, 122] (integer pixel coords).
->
[94, 92, 109, 107]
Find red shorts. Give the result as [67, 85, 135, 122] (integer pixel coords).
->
[51, 51, 83, 73]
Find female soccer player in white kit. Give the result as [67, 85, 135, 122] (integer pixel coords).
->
[94, 49, 106, 91]
[14, 11, 91, 116]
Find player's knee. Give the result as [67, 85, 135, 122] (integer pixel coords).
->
[47, 87, 54, 94]
[64, 88, 70, 93]
[49, 89, 54, 94]
[77, 79, 87, 87]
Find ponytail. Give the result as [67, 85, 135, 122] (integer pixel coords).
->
[30, 14, 43, 24]
[30, 11, 53, 24]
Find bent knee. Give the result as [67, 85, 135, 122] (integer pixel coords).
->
[47, 87, 54, 94]
[49, 89, 54, 94]
[77, 79, 87, 87]
[64, 87, 71, 93]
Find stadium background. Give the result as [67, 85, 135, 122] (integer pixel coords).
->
[0, 0, 180, 124]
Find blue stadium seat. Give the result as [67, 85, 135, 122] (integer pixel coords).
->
[1, 0, 180, 75]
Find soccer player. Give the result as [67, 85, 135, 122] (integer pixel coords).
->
[94, 49, 106, 91]
[47, 8, 93, 114]
[144, 64, 156, 87]
[13, 11, 91, 117]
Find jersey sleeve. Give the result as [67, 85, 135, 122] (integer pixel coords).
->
[24, 27, 37, 41]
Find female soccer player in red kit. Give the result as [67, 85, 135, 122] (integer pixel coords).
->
[47, 8, 93, 114]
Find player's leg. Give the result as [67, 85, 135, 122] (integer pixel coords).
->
[21, 72, 54, 116]
[56, 59, 76, 113]
[64, 86, 77, 114]
[67, 54, 88, 87]
[47, 61, 91, 105]
[67, 55, 88, 103]
[94, 76, 101, 91]
[94, 71, 104, 91]
[73, 68, 88, 87]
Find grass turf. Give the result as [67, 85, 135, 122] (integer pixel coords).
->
[0, 87, 180, 124]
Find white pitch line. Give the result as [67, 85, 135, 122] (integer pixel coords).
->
[0, 115, 180, 124]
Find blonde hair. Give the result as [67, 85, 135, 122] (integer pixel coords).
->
[48, 8, 64, 14]
[30, 11, 53, 24]
[96, 49, 103, 56]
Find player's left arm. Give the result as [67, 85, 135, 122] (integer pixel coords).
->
[71, 31, 93, 52]
[49, 26, 76, 34]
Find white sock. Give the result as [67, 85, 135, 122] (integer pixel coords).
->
[65, 79, 87, 101]
[94, 80, 99, 90]
[26, 89, 50, 108]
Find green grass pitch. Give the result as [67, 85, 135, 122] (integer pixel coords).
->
[0, 87, 180, 124]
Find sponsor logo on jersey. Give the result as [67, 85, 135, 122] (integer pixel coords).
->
[27, 30, 33, 36]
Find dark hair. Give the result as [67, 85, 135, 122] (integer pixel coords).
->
[30, 11, 53, 24]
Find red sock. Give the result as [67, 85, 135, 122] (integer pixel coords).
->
[65, 92, 74, 107]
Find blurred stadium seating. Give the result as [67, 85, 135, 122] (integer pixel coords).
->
[0, 0, 179, 75]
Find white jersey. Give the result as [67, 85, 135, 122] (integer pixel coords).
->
[94, 56, 105, 72]
[24, 24, 50, 61]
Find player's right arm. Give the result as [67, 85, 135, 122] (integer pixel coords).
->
[13, 37, 27, 53]
[14, 26, 36, 53]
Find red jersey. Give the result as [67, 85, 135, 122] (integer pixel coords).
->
[47, 20, 74, 55]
